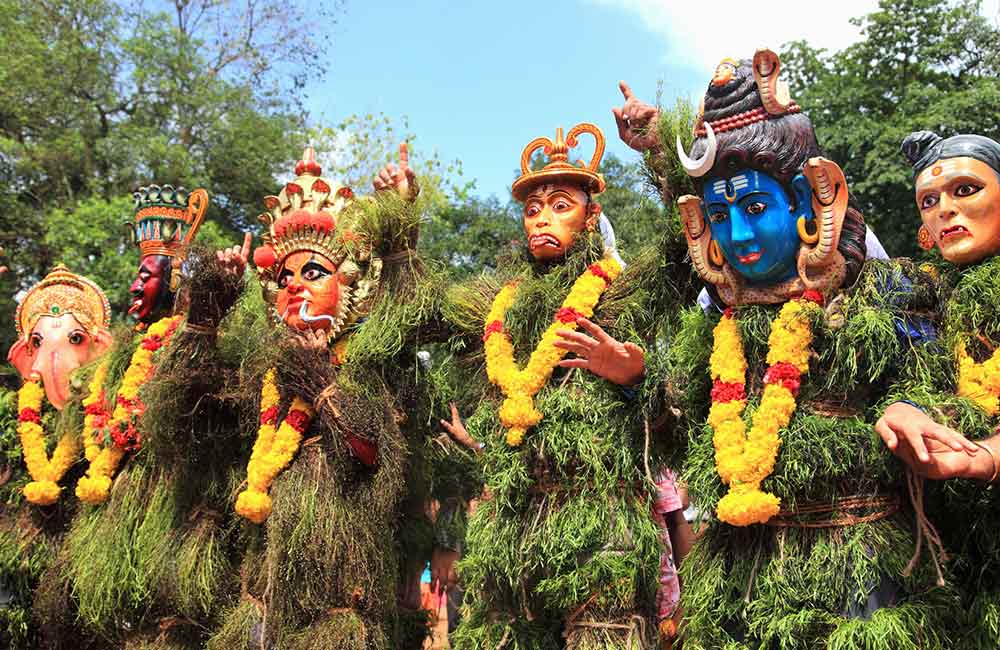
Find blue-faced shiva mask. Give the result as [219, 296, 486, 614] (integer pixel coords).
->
[703, 170, 814, 285]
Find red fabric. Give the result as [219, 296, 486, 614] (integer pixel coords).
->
[18, 408, 40, 424]
[710, 380, 746, 403]
[763, 362, 802, 395]
[345, 433, 378, 467]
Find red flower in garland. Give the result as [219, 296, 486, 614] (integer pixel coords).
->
[18, 408, 41, 424]
[483, 320, 503, 342]
[588, 263, 612, 285]
[711, 380, 746, 403]
[801, 290, 824, 306]
[260, 406, 279, 425]
[555, 307, 583, 324]
[284, 409, 311, 433]
[763, 362, 803, 395]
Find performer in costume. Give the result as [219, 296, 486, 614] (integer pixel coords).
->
[1, 266, 112, 647]
[441, 123, 679, 650]
[208, 145, 438, 650]
[638, 50, 956, 648]
[51, 183, 259, 649]
[877, 131, 1000, 649]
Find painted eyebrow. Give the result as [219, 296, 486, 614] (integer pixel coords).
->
[737, 191, 770, 203]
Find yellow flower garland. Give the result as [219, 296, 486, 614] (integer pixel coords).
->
[956, 342, 1000, 415]
[709, 297, 816, 526]
[76, 315, 181, 505]
[16, 381, 80, 505]
[484, 257, 621, 446]
[235, 369, 315, 524]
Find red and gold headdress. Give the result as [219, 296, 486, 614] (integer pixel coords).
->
[131, 184, 209, 258]
[511, 123, 606, 201]
[15, 265, 111, 339]
[252, 147, 378, 333]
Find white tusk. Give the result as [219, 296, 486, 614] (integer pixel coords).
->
[676, 122, 717, 178]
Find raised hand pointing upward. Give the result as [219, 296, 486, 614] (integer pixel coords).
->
[217, 232, 252, 277]
[612, 80, 661, 153]
[373, 142, 420, 201]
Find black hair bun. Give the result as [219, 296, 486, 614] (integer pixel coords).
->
[901, 131, 942, 167]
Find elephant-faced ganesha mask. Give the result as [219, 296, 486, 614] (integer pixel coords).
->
[7, 266, 112, 409]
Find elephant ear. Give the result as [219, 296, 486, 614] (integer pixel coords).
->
[6, 337, 35, 381]
[92, 328, 113, 358]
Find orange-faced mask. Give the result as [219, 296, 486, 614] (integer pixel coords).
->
[915, 156, 1000, 265]
[522, 184, 599, 262]
[275, 250, 344, 332]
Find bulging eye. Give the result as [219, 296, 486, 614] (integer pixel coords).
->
[955, 183, 983, 198]
[277, 274, 291, 288]
[68, 332, 85, 345]
[525, 205, 540, 217]
[746, 202, 767, 216]
[709, 211, 728, 224]
[553, 200, 570, 211]
[30, 335, 42, 349]
[920, 194, 939, 209]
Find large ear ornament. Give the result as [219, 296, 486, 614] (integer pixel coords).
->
[678, 195, 726, 287]
[800, 157, 848, 268]
[753, 48, 792, 115]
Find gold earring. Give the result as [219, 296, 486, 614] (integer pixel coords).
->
[797, 216, 819, 245]
[708, 239, 725, 267]
[917, 224, 935, 251]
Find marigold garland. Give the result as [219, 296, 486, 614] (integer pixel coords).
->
[235, 369, 315, 523]
[76, 315, 182, 505]
[484, 257, 621, 446]
[956, 342, 1000, 416]
[17, 381, 81, 505]
[709, 293, 819, 526]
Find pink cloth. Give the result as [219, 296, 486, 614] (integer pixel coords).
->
[652, 470, 682, 622]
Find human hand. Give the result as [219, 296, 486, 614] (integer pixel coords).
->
[876, 401, 992, 480]
[440, 402, 481, 453]
[554, 317, 645, 386]
[216, 233, 252, 278]
[612, 80, 661, 152]
[430, 546, 460, 596]
[373, 142, 419, 201]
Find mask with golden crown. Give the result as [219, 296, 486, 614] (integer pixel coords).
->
[127, 184, 209, 324]
[513, 123, 606, 262]
[8, 265, 113, 409]
[252, 147, 381, 338]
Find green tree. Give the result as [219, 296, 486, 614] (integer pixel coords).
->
[0, 0, 338, 365]
[781, 0, 1000, 258]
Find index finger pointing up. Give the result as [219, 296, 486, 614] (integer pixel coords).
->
[619, 80, 634, 100]
[398, 142, 410, 170]
[240, 232, 252, 259]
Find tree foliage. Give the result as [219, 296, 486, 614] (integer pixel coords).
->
[781, 0, 1000, 258]
[0, 0, 336, 362]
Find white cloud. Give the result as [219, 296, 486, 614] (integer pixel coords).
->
[593, 0, 1000, 77]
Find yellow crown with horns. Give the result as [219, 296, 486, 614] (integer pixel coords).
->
[511, 123, 606, 201]
[131, 184, 209, 258]
[16, 265, 111, 339]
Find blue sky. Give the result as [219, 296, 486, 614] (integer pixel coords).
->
[304, 0, 997, 200]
